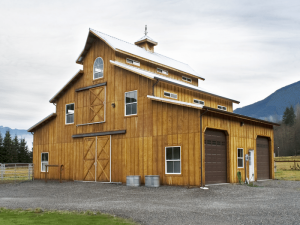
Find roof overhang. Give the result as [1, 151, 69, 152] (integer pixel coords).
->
[203, 106, 280, 126]
[27, 113, 57, 133]
[49, 70, 83, 103]
[134, 38, 158, 46]
[147, 95, 203, 109]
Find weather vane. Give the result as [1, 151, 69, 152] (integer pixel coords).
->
[144, 25, 148, 36]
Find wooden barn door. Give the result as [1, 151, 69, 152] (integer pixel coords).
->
[83, 136, 110, 182]
[96, 136, 110, 182]
[83, 137, 96, 181]
[89, 86, 106, 123]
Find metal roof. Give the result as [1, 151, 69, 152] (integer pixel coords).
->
[76, 28, 204, 80]
[110, 60, 240, 104]
[27, 113, 57, 132]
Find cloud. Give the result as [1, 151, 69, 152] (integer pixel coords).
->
[0, 0, 300, 129]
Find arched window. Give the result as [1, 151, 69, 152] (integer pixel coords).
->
[93, 57, 104, 79]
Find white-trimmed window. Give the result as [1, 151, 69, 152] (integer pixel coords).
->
[237, 148, 244, 168]
[157, 68, 168, 75]
[126, 58, 140, 66]
[194, 99, 204, 106]
[93, 57, 104, 79]
[125, 90, 137, 116]
[41, 152, 49, 172]
[182, 76, 192, 83]
[218, 105, 227, 111]
[66, 103, 74, 124]
[164, 91, 177, 99]
[166, 146, 181, 174]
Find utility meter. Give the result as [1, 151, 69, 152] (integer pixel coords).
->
[245, 154, 249, 161]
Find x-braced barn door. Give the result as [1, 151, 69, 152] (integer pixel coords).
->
[90, 86, 106, 123]
[83, 137, 96, 181]
[83, 136, 110, 182]
[96, 136, 110, 182]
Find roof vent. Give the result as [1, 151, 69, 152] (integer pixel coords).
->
[134, 25, 157, 53]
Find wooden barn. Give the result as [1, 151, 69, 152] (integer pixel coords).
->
[28, 27, 279, 186]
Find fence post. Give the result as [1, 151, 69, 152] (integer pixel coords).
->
[32, 164, 34, 181]
[28, 164, 30, 180]
[0, 164, 4, 180]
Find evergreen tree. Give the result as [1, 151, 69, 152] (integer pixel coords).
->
[11, 135, 19, 163]
[19, 139, 30, 163]
[3, 131, 12, 163]
[282, 106, 296, 126]
[289, 105, 296, 126]
[0, 133, 3, 163]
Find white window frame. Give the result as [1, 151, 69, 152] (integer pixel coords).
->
[182, 76, 192, 83]
[218, 105, 227, 111]
[237, 148, 244, 168]
[65, 103, 75, 124]
[164, 91, 177, 99]
[41, 152, 49, 172]
[194, 99, 205, 106]
[125, 90, 138, 116]
[165, 146, 181, 174]
[93, 57, 104, 80]
[157, 68, 168, 75]
[126, 58, 140, 66]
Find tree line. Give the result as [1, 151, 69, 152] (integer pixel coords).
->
[0, 130, 32, 163]
[274, 104, 300, 156]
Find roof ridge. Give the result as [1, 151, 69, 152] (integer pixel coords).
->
[90, 28, 136, 47]
[90, 28, 189, 66]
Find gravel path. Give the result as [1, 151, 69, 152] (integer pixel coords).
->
[0, 180, 299, 224]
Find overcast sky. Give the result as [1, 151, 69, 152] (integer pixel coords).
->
[1, 0, 300, 130]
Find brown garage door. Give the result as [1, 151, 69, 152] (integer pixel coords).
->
[256, 137, 270, 180]
[205, 129, 227, 184]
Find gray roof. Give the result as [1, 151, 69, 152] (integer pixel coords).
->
[27, 113, 57, 132]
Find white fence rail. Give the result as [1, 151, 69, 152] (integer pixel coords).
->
[0, 163, 34, 182]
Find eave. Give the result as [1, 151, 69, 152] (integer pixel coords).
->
[203, 106, 280, 126]
[49, 70, 83, 103]
[27, 113, 57, 133]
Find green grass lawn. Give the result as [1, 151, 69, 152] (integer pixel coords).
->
[0, 208, 137, 225]
[275, 156, 300, 181]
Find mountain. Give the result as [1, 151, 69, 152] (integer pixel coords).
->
[234, 80, 300, 121]
[0, 126, 33, 150]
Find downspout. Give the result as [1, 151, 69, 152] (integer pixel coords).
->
[152, 79, 159, 96]
[200, 108, 208, 189]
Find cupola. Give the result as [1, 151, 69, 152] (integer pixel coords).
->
[134, 25, 157, 53]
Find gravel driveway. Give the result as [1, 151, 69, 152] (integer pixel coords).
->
[0, 180, 299, 225]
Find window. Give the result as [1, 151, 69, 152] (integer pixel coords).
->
[125, 90, 137, 116]
[218, 105, 227, 111]
[237, 148, 244, 168]
[93, 57, 104, 79]
[165, 146, 181, 174]
[157, 68, 168, 75]
[126, 58, 140, 66]
[66, 103, 74, 124]
[164, 91, 177, 99]
[194, 99, 204, 105]
[182, 76, 192, 83]
[41, 153, 48, 172]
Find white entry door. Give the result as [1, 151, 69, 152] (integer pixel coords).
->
[249, 150, 255, 181]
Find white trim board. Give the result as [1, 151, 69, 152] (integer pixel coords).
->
[147, 95, 203, 109]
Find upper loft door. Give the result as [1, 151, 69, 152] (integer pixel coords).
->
[89, 86, 106, 123]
